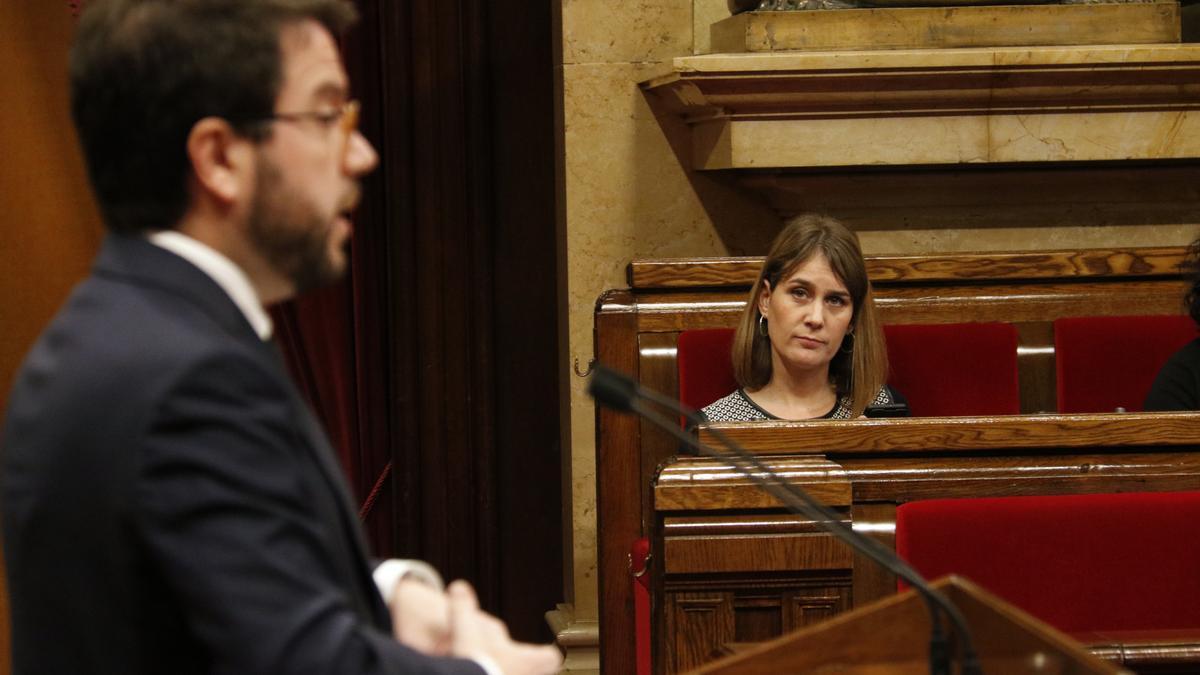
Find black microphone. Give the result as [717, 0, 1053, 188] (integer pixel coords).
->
[588, 363, 981, 675]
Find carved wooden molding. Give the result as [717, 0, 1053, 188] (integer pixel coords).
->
[656, 455, 851, 509]
[629, 247, 1188, 289]
[660, 513, 857, 575]
[700, 412, 1200, 454]
[1084, 631, 1200, 668]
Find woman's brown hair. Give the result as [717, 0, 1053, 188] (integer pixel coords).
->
[731, 214, 888, 417]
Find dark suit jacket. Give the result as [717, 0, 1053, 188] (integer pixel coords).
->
[2, 235, 482, 675]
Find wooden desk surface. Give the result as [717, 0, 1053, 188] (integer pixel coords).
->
[700, 412, 1200, 455]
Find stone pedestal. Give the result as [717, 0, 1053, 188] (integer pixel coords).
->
[712, 1, 1179, 52]
[643, 44, 1200, 169]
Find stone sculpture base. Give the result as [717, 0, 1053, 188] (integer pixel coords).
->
[711, 1, 1179, 52]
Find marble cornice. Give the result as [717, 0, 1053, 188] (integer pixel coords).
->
[641, 44, 1200, 168]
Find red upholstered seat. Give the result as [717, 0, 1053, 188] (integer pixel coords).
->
[676, 323, 1020, 416]
[883, 323, 1019, 416]
[1055, 315, 1196, 413]
[896, 492, 1200, 633]
[677, 328, 738, 412]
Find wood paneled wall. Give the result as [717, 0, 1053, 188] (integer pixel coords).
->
[0, 6, 102, 417]
[0, 6, 104, 674]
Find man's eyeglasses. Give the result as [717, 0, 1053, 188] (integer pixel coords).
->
[248, 100, 360, 158]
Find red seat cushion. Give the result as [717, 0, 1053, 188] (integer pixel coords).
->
[1055, 315, 1196, 413]
[884, 323, 1020, 416]
[896, 492, 1200, 633]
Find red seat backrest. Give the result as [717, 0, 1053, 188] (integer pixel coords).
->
[896, 492, 1200, 633]
[883, 323, 1020, 416]
[677, 328, 738, 412]
[677, 323, 1020, 416]
[1055, 315, 1196, 413]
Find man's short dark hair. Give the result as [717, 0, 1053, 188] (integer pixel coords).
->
[70, 0, 357, 234]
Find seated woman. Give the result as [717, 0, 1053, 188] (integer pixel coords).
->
[1146, 240, 1200, 410]
[703, 214, 906, 421]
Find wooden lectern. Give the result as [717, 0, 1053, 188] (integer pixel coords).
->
[689, 576, 1126, 674]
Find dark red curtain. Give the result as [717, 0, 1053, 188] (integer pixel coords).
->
[268, 0, 563, 642]
[271, 227, 395, 555]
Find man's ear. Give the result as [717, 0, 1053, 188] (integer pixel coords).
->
[186, 117, 254, 205]
[757, 280, 772, 319]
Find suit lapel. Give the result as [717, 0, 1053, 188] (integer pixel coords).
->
[255, 339, 388, 624]
[257, 340, 376, 563]
[94, 235, 262, 345]
[98, 235, 388, 624]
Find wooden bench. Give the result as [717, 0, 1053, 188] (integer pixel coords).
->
[594, 246, 1199, 674]
[675, 416, 1200, 673]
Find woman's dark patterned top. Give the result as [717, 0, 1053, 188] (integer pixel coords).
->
[701, 386, 899, 422]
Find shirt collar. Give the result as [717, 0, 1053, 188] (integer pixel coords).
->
[145, 230, 274, 340]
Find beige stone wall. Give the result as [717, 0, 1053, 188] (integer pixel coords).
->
[0, 5, 105, 674]
[558, 0, 774, 631]
[555, 0, 1199, 659]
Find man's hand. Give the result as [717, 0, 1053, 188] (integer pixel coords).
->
[447, 580, 562, 675]
[389, 576, 452, 655]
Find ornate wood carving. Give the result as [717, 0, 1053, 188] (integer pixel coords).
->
[666, 593, 735, 673]
[663, 583, 855, 673]
[656, 456, 857, 673]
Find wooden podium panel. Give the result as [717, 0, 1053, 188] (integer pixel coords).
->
[691, 577, 1125, 674]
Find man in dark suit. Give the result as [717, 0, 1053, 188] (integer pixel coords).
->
[0, 1, 561, 674]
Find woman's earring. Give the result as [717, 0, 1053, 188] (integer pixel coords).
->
[757, 315, 768, 336]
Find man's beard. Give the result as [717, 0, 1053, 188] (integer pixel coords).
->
[245, 156, 346, 294]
